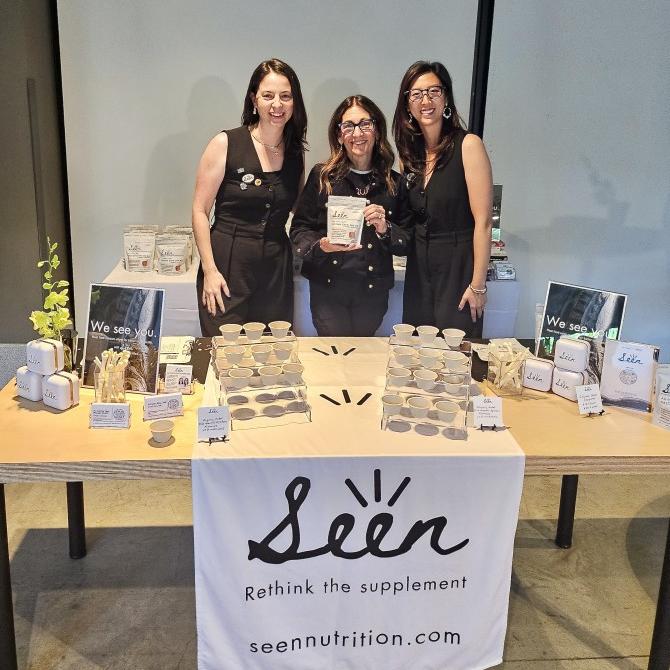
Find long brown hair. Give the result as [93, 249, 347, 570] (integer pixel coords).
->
[241, 58, 308, 157]
[319, 95, 396, 195]
[392, 61, 466, 175]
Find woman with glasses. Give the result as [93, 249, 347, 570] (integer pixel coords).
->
[192, 59, 307, 336]
[393, 61, 493, 336]
[290, 95, 410, 336]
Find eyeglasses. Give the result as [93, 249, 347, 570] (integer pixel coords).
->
[405, 86, 445, 103]
[338, 118, 375, 136]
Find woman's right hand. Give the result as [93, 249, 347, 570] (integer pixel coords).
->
[202, 269, 231, 316]
[318, 237, 362, 253]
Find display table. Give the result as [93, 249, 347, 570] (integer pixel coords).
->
[0, 337, 668, 670]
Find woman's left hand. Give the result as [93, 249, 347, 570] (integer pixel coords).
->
[363, 204, 387, 235]
[458, 286, 486, 323]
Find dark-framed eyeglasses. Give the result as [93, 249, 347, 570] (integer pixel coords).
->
[405, 86, 445, 103]
[338, 118, 375, 136]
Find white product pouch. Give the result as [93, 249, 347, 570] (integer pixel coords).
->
[123, 232, 155, 272]
[327, 196, 366, 246]
[26, 338, 64, 375]
[652, 369, 670, 430]
[552, 368, 586, 402]
[16, 366, 44, 401]
[156, 237, 188, 275]
[554, 337, 590, 373]
[522, 358, 554, 392]
[42, 371, 80, 410]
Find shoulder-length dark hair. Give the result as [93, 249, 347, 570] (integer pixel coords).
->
[241, 58, 308, 157]
[319, 95, 396, 196]
[392, 61, 466, 175]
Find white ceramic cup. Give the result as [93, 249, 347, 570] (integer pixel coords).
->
[418, 347, 443, 369]
[413, 368, 438, 391]
[243, 322, 265, 341]
[443, 373, 467, 395]
[382, 394, 404, 416]
[443, 351, 468, 370]
[393, 323, 415, 344]
[416, 325, 439, 345]
[250, 343, 272, 364]
[150, 419, 174, 443]
[228, 367, 253, 389]
[224, 345, 246, 365]
[407, 395, 431, 418]
[282, 363, 304, 384]
[442, 328, 466, 348]
[259, 365, 282, 386]
[219, 323, 242, 342]
[434, 400, 459, 422]
[393, 346, 419, 367]
[387, 367, 411, 388]
[273, 342, 294, 361]
[269, 320, 291, 339]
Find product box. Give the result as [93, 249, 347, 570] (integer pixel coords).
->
[42, 371, 80, 411]
[554, 337, 590, 374]
[522, 358, 554, 392]
[16, 366, 44, 402]
[26, 338, 64, 376]
[552, 368, 586, 402]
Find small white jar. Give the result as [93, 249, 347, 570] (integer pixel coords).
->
[26, 338, 64, 376]
[42, 371, 80, 410]
[16, 366, 44, 402]
[522, 358, 555, 392]
[554, 337, 590, 373]
[552, 368, 585, 402]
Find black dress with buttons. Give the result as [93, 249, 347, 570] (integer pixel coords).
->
[401, 129, 483, 337]
[290, 165, 411, 336]
[196, 126, 303, 336]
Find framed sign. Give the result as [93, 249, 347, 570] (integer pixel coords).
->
[82, 284, 164, 393]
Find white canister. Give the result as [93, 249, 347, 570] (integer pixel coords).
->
[42, 371, 80, 410]
[553, 337, 590, 373]
[26, 338, 64, 376]
[552, 368, 586, 402]
[16, 366, 44, 402]
[522, 358, 555, 392]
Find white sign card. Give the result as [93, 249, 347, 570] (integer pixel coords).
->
[89, 402, 131, 429]
[575, 384, 604, 416]
[327, 196, 366, 246]
[197, 406, 230, 442]
[143, 393, 184, 421]
[164, 364, 193, 394]
[473, 396, 504, 429]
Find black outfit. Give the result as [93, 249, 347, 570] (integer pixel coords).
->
[290, 166, 410, 336]
[402, 129, 483, 337]
[197, 126, 303, 336]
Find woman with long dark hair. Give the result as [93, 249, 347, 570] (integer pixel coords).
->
[290, 95, 410, 336]
[192, 58, 307, 335]
[393, 61, 492, 336]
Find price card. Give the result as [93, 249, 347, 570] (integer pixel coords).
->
[473, 396, 504, 429]
[143, 393, 184, 421]
[197, 406, 230, 442]
[90, 402, 131, 429]
[164, 364, 193, 394]
[575, 384, 604, 416]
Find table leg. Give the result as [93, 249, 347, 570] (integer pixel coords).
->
[66, 482, 86, 559]
[648, 516, 670, 670]
[555, 474, 579, 549]
[0, 484, 18, 670]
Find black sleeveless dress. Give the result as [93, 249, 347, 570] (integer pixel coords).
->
[197, 126, 303, 336]
[402, 129, 483, 337]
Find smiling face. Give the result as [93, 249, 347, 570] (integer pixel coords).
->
[251, 72, 294, 128]
[407, 72, 446, 132]
[339, 104, 377, 170]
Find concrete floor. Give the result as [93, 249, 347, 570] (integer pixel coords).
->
[4, 474, 669, 669]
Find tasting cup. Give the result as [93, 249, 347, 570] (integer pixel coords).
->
[434, 400, 459, 422]
[228, 367, 253, 389]
[250, 343, 272, 364]
[413, 368, 438, 391]
[282, 362, 304, 384]
[443, 373, 467, 395]
[243, 322, 265, 341]
[393, 323, 415, 344]
[418, 347, 443, 369]
[259, 365, 282, 386]
[273, 342, 294, 361]
[416, 325, 439, 345]
[407, 395, 431, 418]
[387, 367, 411, 388]
[224, 345, 246, 365]
[393, 345, 419, 367]
[443, 351, 468, 370]
[442, 328, 466, 348]
[219, 323, 242, 342]
[269, 320, 291, 339]
[382, 394, 404, 416]
[150, 419, 174, 444]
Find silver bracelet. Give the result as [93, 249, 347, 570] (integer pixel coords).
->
[468, 283, 487, 295]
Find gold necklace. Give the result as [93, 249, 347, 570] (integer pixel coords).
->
[251, 132, 284, 156]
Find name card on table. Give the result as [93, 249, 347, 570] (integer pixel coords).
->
[164, 364, 193, 394]
[575, 384, 604, 416]
[197, 406, 230, 442]
[473, 396, 504, 429]
[90, 402, 131, 429]
[143, 393, 184, 421]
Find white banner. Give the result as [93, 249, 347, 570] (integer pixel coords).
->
[193, 453, 524, 670]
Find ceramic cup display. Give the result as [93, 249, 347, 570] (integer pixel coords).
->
[393, 346, 419, 367]
[414, 368, 438, 391]
[417, 325, 439, 345]
[443, 351, 468, 370]
[228, 367, 253, 389]
[434, 400, 459, 422]
[243, 322, 265, 341]
[407, 395, 431, 418]
[259, 365, 282, 386]
[387, 367, 411, 388]
[282, 363, 304, 384]
[442, 328, 466, 348]
[150, 419, 174, 444]
[382, 394, 404, 416]
[250, 343, 272, 364]
[273, 342, 293, 361]
[393, 324, 415, 344]
[269, 320, 291, 339]
[224, 345, 246, 365]
[219, 324, 242, 343]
